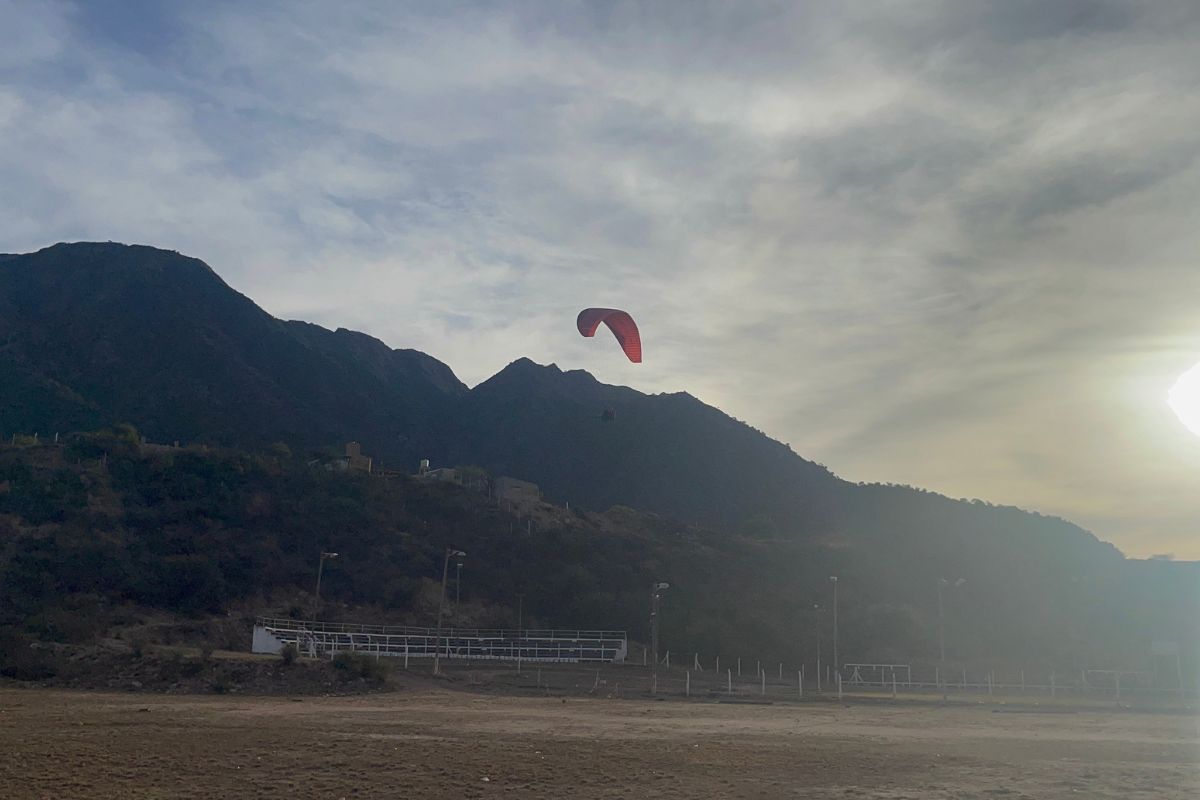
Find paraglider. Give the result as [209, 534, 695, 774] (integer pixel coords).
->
[577, 308, 640, 423]
[576, 308, 642, 363]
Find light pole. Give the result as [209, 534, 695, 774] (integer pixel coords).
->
[829, 576, 839, 677]
[812, 603, 823, 692]
[433, 547, 466, 676]
[454, 559, 463, 626]
[515, 592, 525, 674]
[1069, 576, 1090, 672]
[938, 577, 966, 700]
[314, 552, 338, 615]
[651, 581, 670, 675]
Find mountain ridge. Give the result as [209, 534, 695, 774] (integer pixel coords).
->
[0, 242, 1113, 566]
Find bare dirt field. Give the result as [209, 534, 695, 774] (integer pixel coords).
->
[0, 687, 1196, 799]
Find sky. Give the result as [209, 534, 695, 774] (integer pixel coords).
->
[2, 1, 1198, 558]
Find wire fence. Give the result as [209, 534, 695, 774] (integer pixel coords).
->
[403, 660, 1195, 710]
[436, 648, 1198, 709]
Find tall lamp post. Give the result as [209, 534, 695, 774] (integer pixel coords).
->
[937, 577, 966, 701]
[314, 551, 338, 615]
[454, 559, 463, 626]
[433, 547, 466, 676]
[812, 603, 823, 691]
[829, 576, 839, 678]
[650, 581, 670, 675]
[515, 592, 525, 675]
[1069, 575, 1091, 672]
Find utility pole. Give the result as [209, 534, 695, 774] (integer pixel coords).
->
[515, 592, 525, 675]
[650, 582, 670, 677]
[938, 578, 946, 699]
[314, 552, 338, 616]
[454, 559, 463, 627]
[433, 547, 466, 676]
[829, 576, 839, 677]
[813, 603, 822, 692]
[938, 578, 966, 701]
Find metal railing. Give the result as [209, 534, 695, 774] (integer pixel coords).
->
[255, 616, 624, 640]
[254, 617, 628, 663]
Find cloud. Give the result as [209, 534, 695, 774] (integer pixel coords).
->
[1, 0, 1198, 556]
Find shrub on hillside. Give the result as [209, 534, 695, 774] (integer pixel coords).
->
[0, 629, 58, 681]
[332, 651, 390, 683]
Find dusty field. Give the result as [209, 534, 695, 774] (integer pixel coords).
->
[0, 688, 1196, 799]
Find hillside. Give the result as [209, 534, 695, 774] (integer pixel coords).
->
[0, 436, 838, 665]
[2, 437, 1194, 681]
[441, 357, 840, 529]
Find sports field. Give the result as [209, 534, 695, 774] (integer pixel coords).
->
[0, 687, 1196, 798]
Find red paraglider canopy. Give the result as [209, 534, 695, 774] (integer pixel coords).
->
[577, 308, 642, 363]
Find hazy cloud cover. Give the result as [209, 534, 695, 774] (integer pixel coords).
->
[2, 0, 1198, 556]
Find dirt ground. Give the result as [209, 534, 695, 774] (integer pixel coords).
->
[0, 688, 1196, 799]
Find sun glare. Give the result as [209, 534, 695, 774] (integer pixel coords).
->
[1168, 361, 1200, 437]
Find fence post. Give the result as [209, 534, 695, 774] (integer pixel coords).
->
[987, 671, 993, 699]
[1020, 669, 1025, 692]
[778, 662, 783, 680]
[716, 655, 720, 675]
[738, 658, 742, 677]
[798, 670, 803, 699]
[892, 672, 898, 699]
[665, 651, 670, 669]
[1051, 671, 1056, 698]
[694, 653, 700, 671]
[652, 673, 657, 695]
[837, 672, 843, 701]
[686, 670, 691, 698]
[761, 670, 765, 696]
[727, 669, 732, 696]
[1115, 671, 1121, 703]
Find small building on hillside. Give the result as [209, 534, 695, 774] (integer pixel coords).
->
[138, 437, 183, 456]
[344, 442, 373, 474]
[417, 459, 460, 483]
[311, 442, 374, 474]
[495, 476, 541, 511]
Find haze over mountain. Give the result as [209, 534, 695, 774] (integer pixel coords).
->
[1, 242, 1121, 565]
